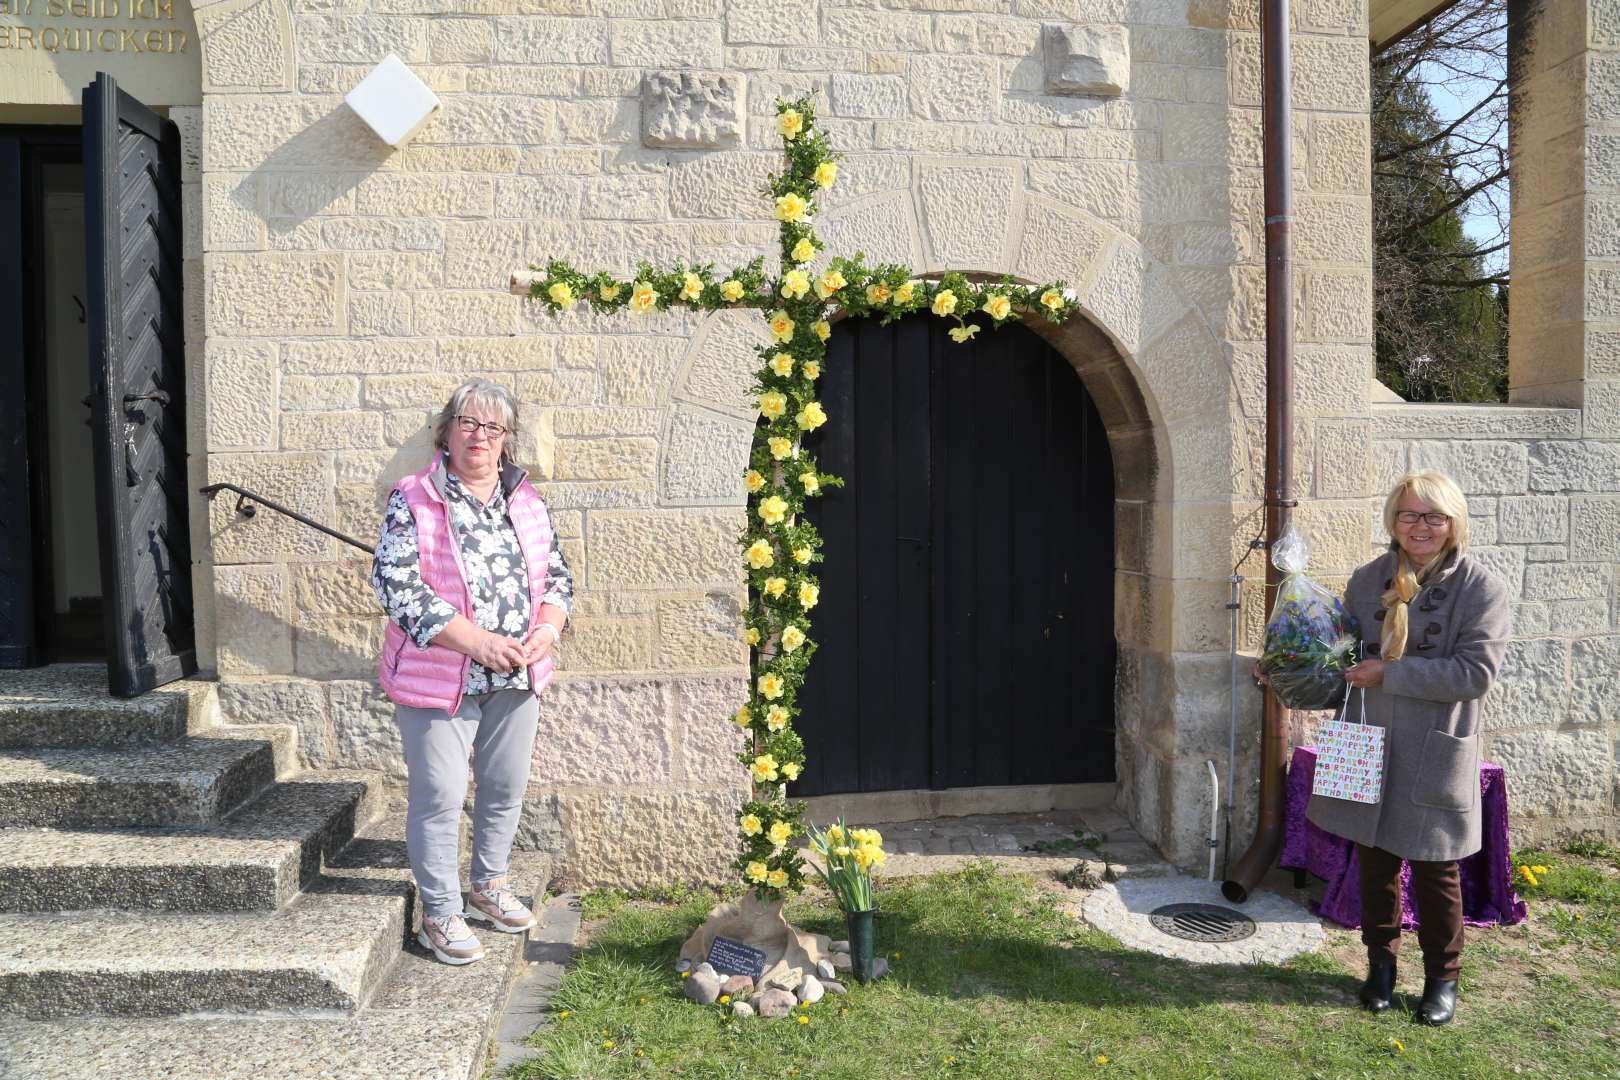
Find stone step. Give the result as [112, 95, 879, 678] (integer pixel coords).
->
[0, 888, 409, 1020]
[0, 725, 295, 829]
[0, 770, 382, 913]
[0, 665, 219, 750]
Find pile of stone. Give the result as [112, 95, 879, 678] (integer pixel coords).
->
[677, 940, 889, 1018]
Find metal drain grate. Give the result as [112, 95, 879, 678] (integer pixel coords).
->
[1147, 903, 1257, 943]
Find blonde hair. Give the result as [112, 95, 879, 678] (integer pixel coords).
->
[1380, 470, 1470, 661]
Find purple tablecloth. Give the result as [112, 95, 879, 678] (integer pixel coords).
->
[1281, 746, 1527, 930]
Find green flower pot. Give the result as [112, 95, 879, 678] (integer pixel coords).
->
[845, 907, 876, 984]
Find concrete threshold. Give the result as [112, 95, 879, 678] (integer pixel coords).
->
[800, 782, 1116, 825]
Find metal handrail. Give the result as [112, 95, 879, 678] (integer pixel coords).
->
[199, 483, 375, 555]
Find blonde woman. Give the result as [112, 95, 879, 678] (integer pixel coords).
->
[1306, 470, 1510, 1026]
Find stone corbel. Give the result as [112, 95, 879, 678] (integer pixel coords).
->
[641, 71, 744, 150]
[1041, 24, 1129, 98]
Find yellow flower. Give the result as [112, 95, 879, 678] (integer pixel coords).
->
[758, 670, 784, 705]
[1095, 1055, 1108, 1066]
[982, 293, 1012, 321]
[741, 813, 763, 836]
[814, 161, 837, 188]
[759, 496, 789, 526]
[851, 828, 883, 846]
[791, 237, 818, 263]
[602, 1040, 614, 1050]
[769, 310, 795, 343]
[781, 624, 806, 652]
[802, 360, 821, 380]
[720, 278, 746, 302]
[598, 281, 621, 302]
[949, 325, 980, 344]
[744, 469, 766, 493]
[631, 281, 658, 312]
[719, 994, 731, 1005]
[1520, 865, 1538, 886]
[746, 539, 774, 569]
[931, 289, 958, 316]
[751, 755, 780, 782]
[770, 352, 796, 377]
[812, 320, 831, 343]
[759, 391, 787, 420]
[547, 281, 576, 310]
[779, 108, 804, 141]
[1532, 865, 1549, 875]
[861, 842, 885, 867]
[814, 270, 846, 300]
[769, 868, 790, 889]
[776, 192, 808, 223]
[854, 846, 873, 869]
[792, 546, 813, 564]
[1040, 287, 1064, 312]
[763, 576, 787, 599]
[744, 626, 761, 647]
[559, 1010, 572, 1018]
[766, 704, 790, 731]
[800, 472, 819, 495]
[769, 821, 793, 847]
[866, 282, 891, 305]
[746, 860, 769, 882]
[781, 268, 811, 300]
[769, 436, 794, 460]
[734, 705, 753, 729]
[799, 582, 820, 609]
[894, 280, 916, 304]
[681, 273, 704, 302]
[796, 402, 827, 431]
[834, 845, 851, 857]
[795, 1012, 809, 1024]
[1390, 1039, 1405, 1054]
[781, 761, 801, 781]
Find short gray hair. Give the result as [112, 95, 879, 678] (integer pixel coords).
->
[434, 378, 520, 464]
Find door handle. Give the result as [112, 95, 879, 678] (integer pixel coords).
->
[895, 535, 925, 544]
[124, 389, 171, 406]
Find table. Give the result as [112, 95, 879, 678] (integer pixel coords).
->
[1280, 745, 1527, 930]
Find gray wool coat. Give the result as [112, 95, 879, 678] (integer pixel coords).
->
[1305, 548, 1512, 863]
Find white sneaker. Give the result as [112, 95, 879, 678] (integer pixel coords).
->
[418, 913, 486, 965]
[466, 877, 538, 933]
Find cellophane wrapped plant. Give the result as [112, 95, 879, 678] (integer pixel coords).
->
[1258, 525, 1362, 710]
[805, 819, 886, 912]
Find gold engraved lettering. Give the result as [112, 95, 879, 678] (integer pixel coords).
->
[0, 25, 11, 47]
[120, 26, 141, 50]
[171, 27, 185, 51]
[143, 27, 161, 49]
[46, 0, 64, 14]
[15, 25, 33, 45]
[97, 26, 118, 49]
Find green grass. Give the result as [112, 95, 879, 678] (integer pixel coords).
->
[512, 859, 1620, 1080]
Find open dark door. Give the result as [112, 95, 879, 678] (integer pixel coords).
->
[0, 139, 39, 668]
[83, 73, 196, 697]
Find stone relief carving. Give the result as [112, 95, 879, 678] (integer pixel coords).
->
[1041, 24, 1129, 98]
[641, 71, 744, 150]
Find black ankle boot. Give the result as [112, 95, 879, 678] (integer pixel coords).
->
[1416, 978, 1457, 1025]
[1358, 960, 1397, 1013]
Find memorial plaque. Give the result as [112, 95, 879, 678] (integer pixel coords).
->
[706, 936, 768, 980]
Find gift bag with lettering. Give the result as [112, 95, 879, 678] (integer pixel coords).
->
[1312, 688, 1384, 804]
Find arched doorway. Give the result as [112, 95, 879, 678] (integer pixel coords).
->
[795, 312, 1116, 796]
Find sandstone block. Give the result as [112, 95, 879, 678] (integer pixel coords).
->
[553, 789, 741, 887]
[1528, 440, 1620, 493]
[214, 564, 293, 676]
[207, 253, 345, 337]
[321, 217, 443, 252]
[441, 337, 557, 373]
[296, 614, 387, 681]
[1307, 115, 1369, 193]
[219, 677, 331, 768]
[445, 221, 526, 289]
[1569, 636, 1620, 725]
[1570, 496, 1620, 561]
[813, 193, 920, 273]
[1497, 495, 1569, 544]
[674, 310, 775, 419]
[552, 437, 658, 482]
[610, 19, 721, 67]
[293, 560, 378, 618]
[1482, 637, 1570, 731]
[1013, 197, 1108, 288]
[199, 0, 293, 92]
[829, 73, 909, 119]
[282, 411, 386, 451]
[600, 336, 683, 407]
[207, 453, 336, 562]
[642, 71, 743, 149]
[660, 406, 752, 505]
[530, 677, 673, 785]
[916, 160, 1017, 268]
[430, 17, 495, 62]
[555, 615, 654, 672]
[1523, 562, 1612, 602]
[295, 15, 429, 64]
[280, 376, 360, 412]
[1487, 729, 1611, 818]
[724, 0, 815, 45]
[415, 292, 518, 337]
[285, 341, 432, 377]
[1041, 23, 1129, 97]
[328, 680, 407, 782]
[348, 293, 413, 337]
[587, 510, 744, 590]
[207, 340, 279, 450]
[824, 8, 930, 50]
[668, 152, 777, 221]
[1301, 269, 1371, 343]
[1408, 440, 1529, 495]
[364, 374, 463, 411]
[202, 175, 263, 252]
[1551, 600, 1609, 636]
[657, 595, 747, 671]
[1466, 545, 1527, 601]
[908, 55, 999, 122]
[493, 16, 608, 63]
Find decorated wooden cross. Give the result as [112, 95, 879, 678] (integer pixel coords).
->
[519, 97, 1084, 897]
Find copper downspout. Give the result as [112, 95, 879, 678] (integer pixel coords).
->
[1222, 0, 1295, 905]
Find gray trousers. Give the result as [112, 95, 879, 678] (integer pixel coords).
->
[394, 689, 539, 921]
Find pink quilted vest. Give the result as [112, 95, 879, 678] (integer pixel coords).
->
[378, 454, 556, 714]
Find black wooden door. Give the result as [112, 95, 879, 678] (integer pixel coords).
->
[796, 314, 1115, 795]
[0, 138, 38, 668]
[83, 73, 196, 697]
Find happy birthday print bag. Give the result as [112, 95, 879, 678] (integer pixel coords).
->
[1312, 688, 1384, 805]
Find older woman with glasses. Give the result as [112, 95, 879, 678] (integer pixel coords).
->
[370, 378, 573, 966]
[1305, 470, 1510, 1026]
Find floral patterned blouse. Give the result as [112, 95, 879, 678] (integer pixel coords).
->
[371, 469, 573, 695]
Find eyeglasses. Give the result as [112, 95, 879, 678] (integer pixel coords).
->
[454, 415, 509, 439]
[1395, 511, 1450, 527]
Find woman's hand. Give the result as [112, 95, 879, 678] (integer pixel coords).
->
[471, 630, 529, 674]
[1344, 659, 1386, 689]
[1252, 660, 1268, 687]
[521, 624, 558, 667]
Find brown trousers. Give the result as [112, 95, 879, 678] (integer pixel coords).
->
[1356, 843, 1465, 980]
